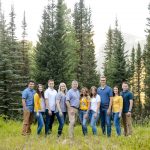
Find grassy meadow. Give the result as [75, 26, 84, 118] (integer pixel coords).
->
[0, 118, 150, 150]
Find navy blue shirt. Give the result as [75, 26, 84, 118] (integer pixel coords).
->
[97, 85, 113, 110]
[120, 90, 133, 113]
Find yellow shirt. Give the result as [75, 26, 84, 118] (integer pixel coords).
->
[79, 97, 90, 111]
[112, 96, 123, 113]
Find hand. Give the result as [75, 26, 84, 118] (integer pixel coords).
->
[48, 110, 52, 116]
[119, 112, 122, 118]
[36, 112, 39, 117]
[127, 111, 131, 117]
[59, 111, 63, 117]
[107, 109, 111, 115]
[84, 113, 88, 119]
[94, 113, 97, 119]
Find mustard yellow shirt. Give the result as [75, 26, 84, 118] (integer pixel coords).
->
[79, 97, 90, 111]
[112, 96, 123, 113]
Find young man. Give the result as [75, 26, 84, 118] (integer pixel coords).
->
[45, 79, 57, 135]
[97, 76, 113, 137]
[22, 80, 35, 136]
[121, 82, 133, 136]
[66, 80, 80, 138]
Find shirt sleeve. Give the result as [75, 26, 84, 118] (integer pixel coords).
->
[109, 87, 113, 97]
[96, 95, 101, 102]
[22, 90, 27, 100]
[129, 92, 133, 100]
[34, 93, 39, 112]
[44, 90, 49, 99]
[56, 93, 61, 102]
[119, 96, 123, 110]
[66, 91, 71, 101]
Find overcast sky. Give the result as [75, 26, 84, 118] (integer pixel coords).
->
[1, 0, 150, 52]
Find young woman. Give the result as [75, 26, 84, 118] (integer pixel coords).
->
[55, 82, 67, 137]
[79, 87, 90, 136]
[34, 84, 46, 135]
[112, 86, 123, 136]
[89, 86, 101, 135]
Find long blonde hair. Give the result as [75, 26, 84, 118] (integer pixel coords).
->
[58, 82, 67, 94]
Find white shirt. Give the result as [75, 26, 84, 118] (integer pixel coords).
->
[90, 94, 101, 112]
[44, 88, 57, 111]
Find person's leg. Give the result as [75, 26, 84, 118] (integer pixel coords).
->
[68, 108, 76, 138]
[106, 110, 111, 137]
[27, 112, 34, 134]
[49, 111, 55, 132]
[126, 114, 132, 136]
[56, 112, 64, 136]
[82, 111, 88, 135]
[37, 112, 44, 135]
[79, 110, 85, 135]
[114, 113, 121, 136]
[22, 109, 30, 135]
[100, 109, 106, 135]
[90, 111, 97, 135]
[122, 113, 128, 136]
[45, 109, 50, 135]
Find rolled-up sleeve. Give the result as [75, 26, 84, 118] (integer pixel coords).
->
[66, 91, 71, 101]
[44, 90, 49, 99]
[22, 90, 27, 100]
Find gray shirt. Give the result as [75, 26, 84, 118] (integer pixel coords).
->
[55, 92, 67, 113]
[66, 89, 80, 108]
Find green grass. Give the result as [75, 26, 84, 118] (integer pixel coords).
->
[0, 118, 150, 150]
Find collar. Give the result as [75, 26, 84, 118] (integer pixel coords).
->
[27, 87, 34, 91]
[100, 85, 107, 90]
[48, 87, 54, 91]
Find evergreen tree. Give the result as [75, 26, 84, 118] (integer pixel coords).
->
[144, 3, 150, 115]
[0, 2, 13, 117]
[73, 0, 98, 88]
[35, 0, 57, 86]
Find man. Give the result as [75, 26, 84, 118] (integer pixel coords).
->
[97, 76, 113, 137]
[22, 80, 35, 136]
[121, 82, 133, 136]
[45, 79, 57, 135]
[66, 80, 80, 138]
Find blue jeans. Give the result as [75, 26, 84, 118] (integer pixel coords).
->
[89, 110, 99, 135]
[79, 110, 88, 135]
[113, 112, 121, 136]
[35, 112, 45, 135]
[55, 112, 67, 136]
[45, 109, 55, 135]
[100, 109, 111, 137]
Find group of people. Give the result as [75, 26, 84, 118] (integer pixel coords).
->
[21, 76, 133, 138]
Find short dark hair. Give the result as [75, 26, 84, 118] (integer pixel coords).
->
[122, 81, 128, 85]
[28, 80, 35, 85]
[48, 79, 54, 83]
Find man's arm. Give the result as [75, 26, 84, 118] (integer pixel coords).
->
[107, 96, 113, 115]
[22, 99, 26, 110]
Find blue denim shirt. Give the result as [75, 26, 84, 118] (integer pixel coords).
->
[22, 88, 36, 112]
[97, 85, 113, 110]
[66, 89, 80, 108]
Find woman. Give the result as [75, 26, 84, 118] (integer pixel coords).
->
[112, 86, 123, 136]
[79, 87, 90, 136]
[55, 82, 67, 137]
[89, 86, 101, 135]
[34, 84, 46, 135]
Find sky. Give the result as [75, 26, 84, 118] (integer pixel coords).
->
[1, 0, 150, 53]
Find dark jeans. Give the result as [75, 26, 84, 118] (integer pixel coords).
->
[79, 110, 88, 135]
[100, 108, 111, 137]
[35, 112, 45, 135]
[45, 109, 55, 135]
[113, 112, 121, 136]
[55, 112, 67, 136]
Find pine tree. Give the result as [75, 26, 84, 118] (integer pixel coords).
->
[103, 27, 113, 86]
[144, 3, 150, 115]
[35, 0, 57, 86]
[20, 11, 30, 81]
[135, 43, 142, 112]
[73, 0, 98, 88]
[108, 20, 127, 89]
[0, 1, 13, 117]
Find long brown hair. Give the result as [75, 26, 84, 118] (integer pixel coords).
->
[113, 86, 120, 96]
[36, 84, 45, 98]
[80, 87, 89, 98]
[90, 86, 97, 97]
